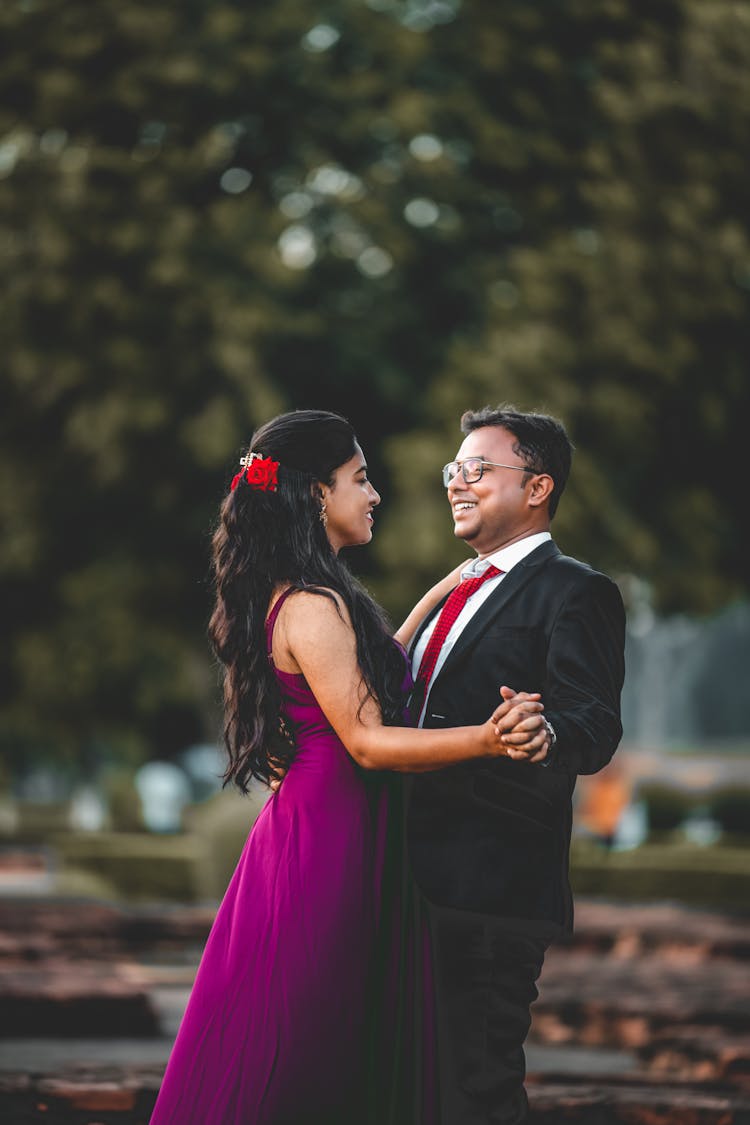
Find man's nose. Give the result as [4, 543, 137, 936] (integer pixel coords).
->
[447, 470, 464, 497]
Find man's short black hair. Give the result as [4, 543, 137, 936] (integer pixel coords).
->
[460, 405, 574, 519]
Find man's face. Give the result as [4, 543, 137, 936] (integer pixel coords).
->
[446, 426, 536, 556]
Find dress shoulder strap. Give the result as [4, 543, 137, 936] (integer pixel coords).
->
[265, 587, 296, 657]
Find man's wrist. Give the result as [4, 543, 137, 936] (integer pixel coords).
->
[539, 718, 557, 766]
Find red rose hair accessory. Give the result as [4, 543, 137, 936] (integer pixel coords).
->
[231, 452, 279, 492]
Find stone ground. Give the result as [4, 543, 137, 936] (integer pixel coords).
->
[0, 898, 748, 1124]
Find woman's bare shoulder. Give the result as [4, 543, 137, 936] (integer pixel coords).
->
[279, 586, 351, 634]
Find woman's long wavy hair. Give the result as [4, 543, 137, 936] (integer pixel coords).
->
[209, 409, 406, 792]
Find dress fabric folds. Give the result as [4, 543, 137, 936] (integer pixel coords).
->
[150, 590, 437, 1125]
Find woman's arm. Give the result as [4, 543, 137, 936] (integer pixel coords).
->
[394, 560, 469, 648]
[277, 590, 542, 772]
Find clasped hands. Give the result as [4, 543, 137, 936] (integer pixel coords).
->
[490, 685, 551, 764]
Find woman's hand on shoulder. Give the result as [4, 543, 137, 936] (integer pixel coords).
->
[394, 559, 473, 647]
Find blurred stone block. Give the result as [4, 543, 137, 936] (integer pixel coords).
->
[0, 848, 55, 896]
[531, 949, 750, 1050]
[527, 1076, 750, 1123]
[0, 1066, 161, 1124]
[2, 1068, 750, 1124]
[639, 1025, 750, 1088]
[569, 901, 750, 960]
[0, 966, 159, 1038]
[0, 900, 214, 962]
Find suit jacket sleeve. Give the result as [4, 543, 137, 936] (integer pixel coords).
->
[543, 571, 626, 775]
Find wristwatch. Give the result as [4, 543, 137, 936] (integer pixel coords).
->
[539, 718, 557, 767]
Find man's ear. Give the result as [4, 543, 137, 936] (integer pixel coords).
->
[527, 474, 554, 509]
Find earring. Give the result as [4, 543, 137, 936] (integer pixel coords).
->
[319, 502, 328, 529]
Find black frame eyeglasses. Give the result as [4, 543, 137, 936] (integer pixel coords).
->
[442, 458, 531, 488]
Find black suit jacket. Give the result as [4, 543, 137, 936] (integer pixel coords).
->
[407, 539, 626, 932]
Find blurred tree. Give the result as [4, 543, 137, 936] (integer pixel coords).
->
[0, 0, 748, 772]
[372, 0, 750, 618]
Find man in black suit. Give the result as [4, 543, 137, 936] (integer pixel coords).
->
[407, 406, 626, 1123]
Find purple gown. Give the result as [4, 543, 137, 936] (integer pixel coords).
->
[150, 590, 436, 1125]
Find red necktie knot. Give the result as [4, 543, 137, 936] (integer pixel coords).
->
[415, 564, 502, 692]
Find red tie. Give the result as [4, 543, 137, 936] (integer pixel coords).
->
[415, 564, 502, 695]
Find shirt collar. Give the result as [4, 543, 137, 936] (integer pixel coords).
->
[461, 531, 552, 580]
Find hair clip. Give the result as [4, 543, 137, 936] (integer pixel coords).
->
[231, 452, 279, 492]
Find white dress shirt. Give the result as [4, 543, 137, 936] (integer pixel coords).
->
[411, 532, 552, 726]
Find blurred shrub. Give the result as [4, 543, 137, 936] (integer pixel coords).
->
[183, 786, 268, 899]
[104, 771, 144, 832]
[44, 787, 267, 903]
[57, 832, 203, 902]
[709, 787, 750, 838]
[571, 841, 749, 910]
[638, 784, 698, 834]
[13, 801, 71, 843]
[55, 865, 118, 900]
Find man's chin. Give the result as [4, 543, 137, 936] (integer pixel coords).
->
[453, 523, 478, 541]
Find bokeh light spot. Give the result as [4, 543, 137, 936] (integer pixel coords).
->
[404, 197, 440, 228]
[0, 144, 19, 178]
[220, 167, 253, 194]
[357, 246, 394, 278]
[307, 164, 363, 199]
[409, 133, 444, 161]
[278, 225, 317, 269]
[279, 191, 314, 219]
[399, 0, 461, 31]
[575, 228, 600, 254]
[39, 129, 68, 156]
[302, 24, 341, 52]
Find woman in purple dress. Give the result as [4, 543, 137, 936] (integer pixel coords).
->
[149, 410, 539, 1125]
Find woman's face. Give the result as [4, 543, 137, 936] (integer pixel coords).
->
[321, 443, 381, 553]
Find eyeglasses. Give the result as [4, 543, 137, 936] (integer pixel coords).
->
[442, 458, 532, 488]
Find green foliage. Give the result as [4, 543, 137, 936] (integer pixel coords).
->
[105, 770, 145, 832]
[636, 783, 750, 840]
[375, 0, 750, 619]
[58, 831, 206, 902]
[710, 787, 750, 837]
[52, 833, 750, 908]
[570, 840, 750, 910]
[638, 783, 698, 833]
[184, 786, 268, 897]
[1, 0, 748, 768]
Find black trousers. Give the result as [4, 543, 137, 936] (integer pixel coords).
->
[429, 907, 553, 1125]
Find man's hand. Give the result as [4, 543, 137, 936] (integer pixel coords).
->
[492, 685, 551, 763]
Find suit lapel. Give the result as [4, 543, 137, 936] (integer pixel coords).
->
[430, 539, 560, 686]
